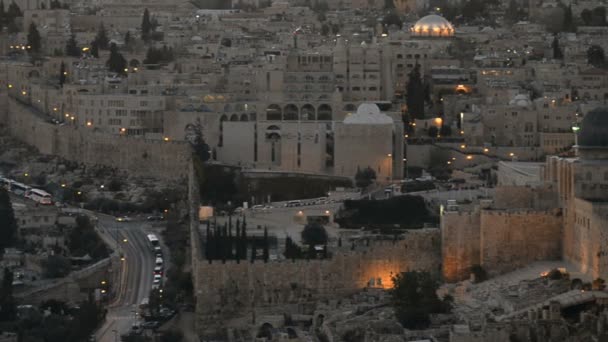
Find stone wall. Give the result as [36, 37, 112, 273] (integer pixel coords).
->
[6, 98, 190, 180]
[441, 209, 481, 282]
[15, 255, 116, 305]
[442, 205, 563, 282]
[480, 209, 563, 276]
[192, 230, 441, 333]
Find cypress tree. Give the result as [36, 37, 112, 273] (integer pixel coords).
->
[0, 1, 6, 32]
[90, 40, 99, 58]
[406, 63, 425, 120]
[106, 42, 127, 75]
[141, 8, 151, 42]
[205, 220, 211, 260]
[235, 221, 241, 260]
[263, 227, 269, 263]
[0, 268, 15, 321]
[0, 189, 17, 254]
[65, 34, 79, 57]
[241, 220, 247, 259]
[338, 237, 342, 247]
[207, 229, 214, 263]
[228, 222, 233, 259]
[250, 240, 256, 263]
[59, 61, 66, 87]
[95, 23, 109, 50]
[27, 22, 41, 53]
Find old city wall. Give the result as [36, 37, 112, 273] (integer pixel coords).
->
[480, 209, 563, 276]
[6, 98, 190, 180]
[15, 255, 115, 305]
[441, 209, 481, 282]
[193, 231, 441, 332]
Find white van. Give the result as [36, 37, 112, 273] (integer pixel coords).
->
[155, 257, 163, 266]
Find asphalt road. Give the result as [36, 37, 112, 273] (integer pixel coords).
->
[95, 215, 156, 342]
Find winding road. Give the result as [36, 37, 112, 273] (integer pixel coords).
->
[95, 215, 156, 342]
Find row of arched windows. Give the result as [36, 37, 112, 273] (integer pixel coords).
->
[266, 104, 333, 121]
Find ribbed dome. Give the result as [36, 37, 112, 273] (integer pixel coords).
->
[410, 14, 454, 37]
[578, 107, 608, 147]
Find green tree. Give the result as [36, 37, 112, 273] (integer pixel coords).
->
[591, 6, 607, 26]
[439, 124, 452, 136]
[263, 227, 269, 262]
[42, 255, 71, 278]
[95, 23, 109, 50]
[65, 34, 80, 56]
[27, 22, 41, 53]
[7, 1, 21, 20]
[355, 166, 376, 188]
[321, 23, 329, 36]
[0, 0, 5, 32]
[301, 222, 328, 246]
[587, 45, 606, 68]
[563, 3, 575, 32]
[552, 36, 563, 59]
[90, 40, 99, 58]
[406, 63, 425, 119]
[141, 8, 151, 42]
[390, 271, 451, 329]
[581, 8, 592, 25]
[505, 0, 520, 24]
[106, 42, 127, 75]
[0, 189, 17, 253]
[0, 268, 16, 321]
[384, 0, 394, 9]
[124, 31, 131, 47]
[59, 61, 66, 87]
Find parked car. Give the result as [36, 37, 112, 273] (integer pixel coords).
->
[146, 215, 164, 221]
[154, 266, 163, 275]
[115, 216, 132, 222]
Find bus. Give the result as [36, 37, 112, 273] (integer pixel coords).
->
[147, 234, 161, 253]
[27, 188, 53, 205]
[10, 182, 31, 196]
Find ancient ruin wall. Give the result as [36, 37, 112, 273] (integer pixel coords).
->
[480, 209, 563, 276]
[441, 210, 481, 282]
[7, 98, 190, 180]
[191, 229, 441, 333]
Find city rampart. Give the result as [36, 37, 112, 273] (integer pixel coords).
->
[6, 98, 190, 180]
[441, 209, 481, 282]
[480, 209, 563, 276]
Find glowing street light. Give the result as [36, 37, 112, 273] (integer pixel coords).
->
[466, 155, 473, 160]
[163, 137, 170, 142]
[483, 148, 489, 153]
[460, 144, 466, 149]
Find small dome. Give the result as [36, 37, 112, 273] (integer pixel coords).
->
[509, 94, 532, 107]
[410, 14, 454, 37]
[578, 107, 608, 147]
[343, 104, 393, 125]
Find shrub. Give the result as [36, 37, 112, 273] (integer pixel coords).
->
[301, 223, 328, 246]
[470, 264, 487, 283]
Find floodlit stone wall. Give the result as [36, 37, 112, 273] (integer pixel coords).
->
[441, 209, 481, 282]
[6, 98, 190, 180]
[480, 209, 563, 276]
[189, 179, 442, 335]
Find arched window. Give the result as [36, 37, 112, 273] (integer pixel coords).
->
[283, 104, 298, 121]
[240, 114, 248, 121]
[318, 104, 332, 121]
[230, 114, 239, 121]
[266, 104, 282, 121]
[301, 104, 315, 121]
